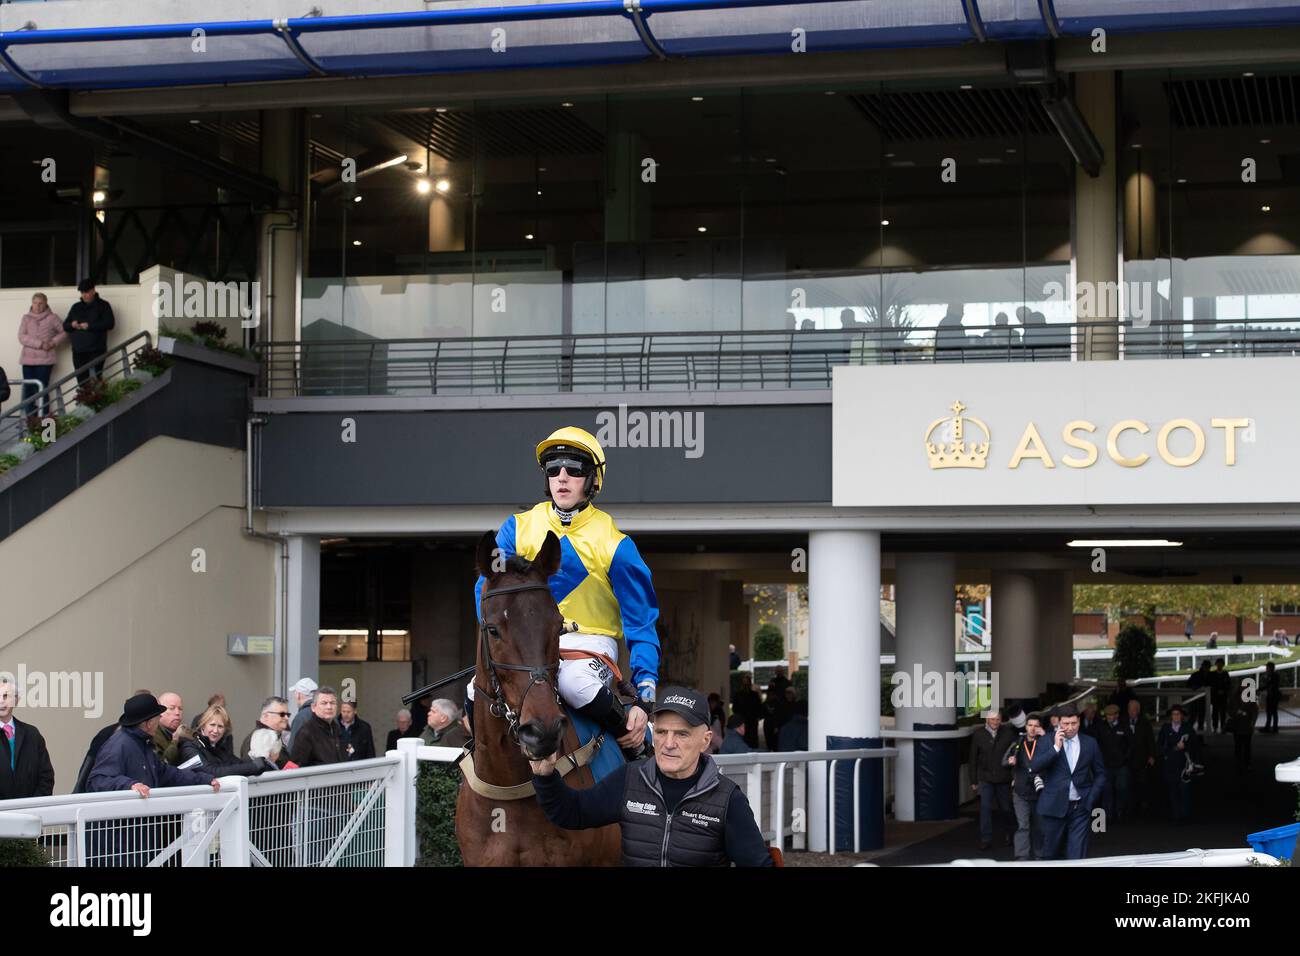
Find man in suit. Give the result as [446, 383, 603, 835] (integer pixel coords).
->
[1095, 704, 1132, 824]
[968, 708, 1017, 851]
[1124, 698, 1156, 819]
[1157, 705, 1197, 823]
[1028, 705, 1107, 860]
[0, 679, 55, 799]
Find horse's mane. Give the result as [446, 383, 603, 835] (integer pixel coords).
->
[500, 554, 540, 577]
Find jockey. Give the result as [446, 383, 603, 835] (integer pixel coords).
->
[467, 426, 660, 760]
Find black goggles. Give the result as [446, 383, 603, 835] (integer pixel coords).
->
[543, 457, 593, 478]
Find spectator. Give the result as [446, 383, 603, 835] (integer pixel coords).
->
[88, 694, 219, 794]
[1109, 678, 1136, 714]
[290, 686, 347, 767]
[177, 704, 272, 777]
[728, 643, 741, 670]
[239, 696, 292, 767]
[1206, 630, 1218, 649]
[732, 674, 763, 749]
[1184, 617, 1195, 641]
[0, 678, 54, 799]
[1005, 713, 1045, 860]
[339, 701, 376, 760]
[706, 693, 726, 754]
[1156, 705, 1197, 824]
[62, 278, 115, 385]
[767, 664, 791, 698]
[73, 687, 153, 793]
[1095, 704, 1132, 825]
[17, 292, 66, 418]
[154, 691, 185, 765]
[1028, 706, 1107, 860]
[248, 727, 297, 770]
[191, 693, 226, 729]
[777, 693, 808, 751]
[1209, 658, 1231, 733]
[1260, 661, 1281, 733]
[421, 698, 469, 748]
[287, 677, 318, 747]
[763, 669, 793, 750]
[1185, 661, 1212, 731]
[1124, 698, 1156, 819]
[1229, 689, 1259, 774]
[385, 708, 418, 751]
[968, 708, 1016, 851]
[720, 714, 753, 754]
[1079, 700, 1100, 737]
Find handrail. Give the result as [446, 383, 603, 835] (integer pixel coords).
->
[259, 317, 1300, 398]
[0, 330, 154, 451]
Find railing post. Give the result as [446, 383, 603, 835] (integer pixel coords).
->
[220, 776, 251, 867]
[772, 761, 787, 850]
[392, 739, 420, 867]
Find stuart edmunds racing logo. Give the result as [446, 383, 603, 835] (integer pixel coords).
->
[925, 400, 990, 470]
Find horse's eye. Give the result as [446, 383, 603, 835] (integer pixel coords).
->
[487, 625, 501, 640]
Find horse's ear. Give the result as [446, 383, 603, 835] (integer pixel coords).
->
[535, 531, 562, 578]
[475, 531, 499, 579]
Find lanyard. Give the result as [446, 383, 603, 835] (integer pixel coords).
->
[1023, 737, 1037, 762]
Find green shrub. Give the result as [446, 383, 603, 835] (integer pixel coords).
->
[793, 668, 808, 701]
[133, 345, 171, 376]
[415, 761, 462, 866]
[753, 623, 784, 661]
[1113, 623, 1157, 680]
[0, 453, 20, 475]
[0, 839, 49, 867]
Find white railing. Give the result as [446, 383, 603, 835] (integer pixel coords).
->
[924, 848, 1279, 867]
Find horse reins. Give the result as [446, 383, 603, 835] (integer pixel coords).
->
[473, 581, 563, 744]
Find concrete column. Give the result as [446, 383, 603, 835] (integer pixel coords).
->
[1035, 571, 1074, 688]
[1073, 70, 1119, 360]
[893, 553, 956, 822]
[286, 535, 320, 690]
[259, 109, 304, 345]
[807, 529, 880, 852]
[990, 570, 1039, 705]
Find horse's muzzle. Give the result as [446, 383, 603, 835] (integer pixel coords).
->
[517, 715, 567, 759]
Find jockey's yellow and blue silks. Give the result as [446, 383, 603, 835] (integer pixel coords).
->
[474, 501, 661, 690]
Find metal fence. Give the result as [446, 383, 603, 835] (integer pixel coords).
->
[259, 318, 1300, 398]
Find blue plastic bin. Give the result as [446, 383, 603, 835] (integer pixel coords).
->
[1246, 822, 1299, 862]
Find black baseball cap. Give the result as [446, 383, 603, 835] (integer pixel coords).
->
[651, 686, 710, 727]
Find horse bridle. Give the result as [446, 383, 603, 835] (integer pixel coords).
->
[473, 581, 563, 743]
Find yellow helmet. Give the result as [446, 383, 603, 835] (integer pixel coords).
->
[536, 426, 607, 495]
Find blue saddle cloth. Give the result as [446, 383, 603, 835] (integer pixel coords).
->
[568, 706, 626, 785]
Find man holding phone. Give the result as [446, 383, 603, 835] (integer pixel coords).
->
[1027, 705, 1107, 860]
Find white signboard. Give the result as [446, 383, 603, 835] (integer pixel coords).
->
[832, 357, 1297, 507]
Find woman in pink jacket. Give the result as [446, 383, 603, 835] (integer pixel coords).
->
[17, 292, 66, 417]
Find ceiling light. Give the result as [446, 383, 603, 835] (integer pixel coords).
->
[416, 179, 432, 195]
[189, 118, 201, 125]
[824, 90, 836, 95]
[884, 152, 895, 158]
[352, 240, 362, 246]
[960, 84, 973, 90]
[1260, 138, 1271, 144]
[697, 226, 707, 232]
[561, 101, 574, 107]
[765, 157, 776, 163]
[1177, 178, 1187, 184]
[525, 233, 534, 240]
[1067, 539, 1183, 548]
[435, 179, 451, 193]
[1006, 148, 1017, 154]
[1243, 71, 1255, 77]
[92, 190, 106, 204]
[1131, 143, 1142, 149]
[352, 195, 362, 203]
[880, 219, 890, 226]
[312, 113, 322, 119]
[1262, 205, 1271, 212]
[691, 96, 704, 102]
[435, 107, 448, 113]
[536, 189, 542, 195]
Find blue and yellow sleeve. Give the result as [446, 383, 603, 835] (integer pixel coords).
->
[609, 535, 660, 696]
[474, 515, 518, 621]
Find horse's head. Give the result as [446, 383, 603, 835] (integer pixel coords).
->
[475, 529, 567, 760]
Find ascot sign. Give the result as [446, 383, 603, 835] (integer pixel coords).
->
[833, 358, 1295, 508]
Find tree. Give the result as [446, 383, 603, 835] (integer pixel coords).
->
[752, 623, 784, 662]
[1113, 623, 1157, 680]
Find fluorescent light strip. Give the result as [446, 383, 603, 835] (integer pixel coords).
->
[1067, 539, 1183, 548]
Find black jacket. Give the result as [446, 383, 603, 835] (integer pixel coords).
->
[62, 295, 115, 353]
[1095, 719, 1133, 769]
[385, 727, 420, 752]
[1124, 714, 1156, 770]
[290, 714, 347, 767]
[533, 754, 772, 867]
[1007, 732, 1044, 800]
[177, 733, 271, 778]
[73, 722, 120, 793]
[0, 366, 9, 403]
[339, 717, 376, 760]
[0, 718, 55, 800]
[969, 723, 1016, 785]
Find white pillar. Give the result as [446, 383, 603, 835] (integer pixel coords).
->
[893, 553, 956, 821]
[990, 570, 1039, 704]
[286, 535, 320, 689]
[807, 529, 880, 852]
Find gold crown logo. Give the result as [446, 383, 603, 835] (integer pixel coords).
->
[925, 400, 990, 470]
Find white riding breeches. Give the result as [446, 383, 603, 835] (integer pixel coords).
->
[466, 632, 618, 710]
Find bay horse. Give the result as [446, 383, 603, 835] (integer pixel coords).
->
[455, 529, 621, 866]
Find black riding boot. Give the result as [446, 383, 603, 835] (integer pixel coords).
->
[577, 687, 649, 762]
